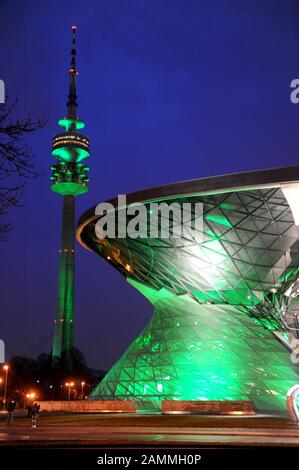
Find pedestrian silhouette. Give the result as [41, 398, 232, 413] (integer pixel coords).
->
[6, 400, 16, 425]
[31, 402, 40, 428]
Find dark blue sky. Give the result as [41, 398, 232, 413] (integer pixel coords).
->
[1, 0, 299, 369]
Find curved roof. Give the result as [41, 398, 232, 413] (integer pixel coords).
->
[76, 164, 299, 334]
[77, 165, 299, 233]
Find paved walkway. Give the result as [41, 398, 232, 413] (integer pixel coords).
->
[0, 413, 298, 447]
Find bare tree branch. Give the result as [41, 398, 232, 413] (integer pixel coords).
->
[0, 98, 46, 240]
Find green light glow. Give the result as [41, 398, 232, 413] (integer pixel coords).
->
[83, 186, 299, 411]
[58, 117, 85, 130]
[204, 214, 233, 228]
[51, 45, 90, 366]
[52, 194, 76, 364]
[255, 317, 278, 331]
[52, 147, 89, 163]
[90, 280, 298, 410]
[192, 289, 262, 306]
[280, 267, 299, 283]
[90, 283, 299, 411]
[219, 203, 235, 210]
[51, 182, 88, 196]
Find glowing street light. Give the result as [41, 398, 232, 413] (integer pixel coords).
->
[25, 392, 36, 409]
[81, 381, 85, 399]
[2, 364, 9, 410]
[65, 382, 74, 401]
[26, 392, 36, 400]
[65, 382, 69, 400]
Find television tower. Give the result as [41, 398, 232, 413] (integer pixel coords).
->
[51, 26, 90, 366]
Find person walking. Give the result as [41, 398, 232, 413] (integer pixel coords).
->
[6, 400, 16, 425]
[31, 402, 40, 428]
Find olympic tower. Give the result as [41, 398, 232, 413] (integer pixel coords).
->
[51, 26, 90, 366]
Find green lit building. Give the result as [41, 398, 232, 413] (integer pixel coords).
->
[51, 26, 90, 366]
[77, 166, 299, 412]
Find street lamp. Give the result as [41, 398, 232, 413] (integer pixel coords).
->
[81, 382, 85, 399]
[3, 365, 9, 410]
[25, 392, 36, 409]
[70, 382, 74, 400]
[65, 382, 69, 400]
[65, 382, 74, 401]
[26, 392, 36, 401]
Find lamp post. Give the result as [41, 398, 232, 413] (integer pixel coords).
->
[81, 382, 85, 400]
[25, 392, 36, 410]
[26, 392, 36, 403]
[65, 382, 69, 400]
[65, 382, 74, 401]
[3, 365, 9, 410]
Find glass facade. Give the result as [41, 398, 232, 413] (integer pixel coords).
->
[90, 287, 299, 411]
[78, 181, 299, 411]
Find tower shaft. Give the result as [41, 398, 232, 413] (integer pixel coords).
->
[52, 195, 75, 364]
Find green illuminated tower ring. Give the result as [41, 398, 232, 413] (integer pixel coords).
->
[51, 26, 90, 366]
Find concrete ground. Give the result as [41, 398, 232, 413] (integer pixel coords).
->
[0, 412, 299, 447]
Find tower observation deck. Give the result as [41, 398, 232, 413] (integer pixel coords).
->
[51, 26, 90, 366]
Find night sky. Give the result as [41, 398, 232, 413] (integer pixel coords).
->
[1, 0, 299, 370]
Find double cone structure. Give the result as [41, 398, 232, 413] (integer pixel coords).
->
[77, 166, 299, 411]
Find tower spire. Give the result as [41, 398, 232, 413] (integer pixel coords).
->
[67, 25, 78, 120]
